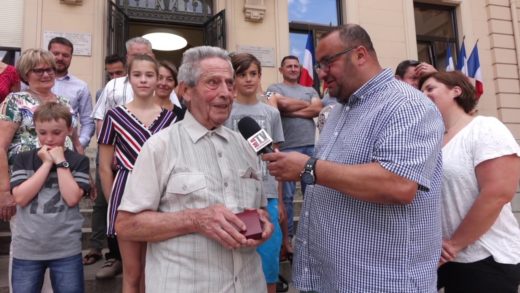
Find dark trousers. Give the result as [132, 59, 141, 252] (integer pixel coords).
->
[89, 167, 107, 251]
[91, 161, 121, 260]
[438, 256, 520, 293]
[107, 236, 121, 260]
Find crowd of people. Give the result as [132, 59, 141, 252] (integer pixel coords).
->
[0, 23, 519, 293]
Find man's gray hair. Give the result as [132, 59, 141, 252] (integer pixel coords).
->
[178, 46, 233, 87]
[125, 37, 152, 51]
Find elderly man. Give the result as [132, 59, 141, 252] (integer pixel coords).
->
[115, 46, 273, 293]
[263, 24, 444, 292]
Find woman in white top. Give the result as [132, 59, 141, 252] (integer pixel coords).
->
[420, 70, 520, 292]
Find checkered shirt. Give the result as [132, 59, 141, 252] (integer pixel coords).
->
[292, 68, 444, 293]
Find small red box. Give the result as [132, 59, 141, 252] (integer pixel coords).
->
[235, 210, 263, 240]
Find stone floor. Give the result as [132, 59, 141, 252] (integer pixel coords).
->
[0, 250, 297, 293]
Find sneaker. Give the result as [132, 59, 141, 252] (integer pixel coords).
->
[276, 274, 289, 292]
[95, 258, 122, 279]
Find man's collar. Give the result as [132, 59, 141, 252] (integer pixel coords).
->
[183, 111, 230, 143]
[55, 73, 71, 81]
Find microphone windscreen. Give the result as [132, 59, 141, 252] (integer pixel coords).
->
[237, 116, 261, 140]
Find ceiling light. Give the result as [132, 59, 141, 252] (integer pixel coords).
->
[143, 32, 188, 51]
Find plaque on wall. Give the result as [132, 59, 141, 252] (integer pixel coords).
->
[43, 31, 92, 56]
[236, 45, 275, 67]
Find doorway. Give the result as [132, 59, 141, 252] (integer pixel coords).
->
[129, 23, 203, 67]
[107, 1, 225, 69]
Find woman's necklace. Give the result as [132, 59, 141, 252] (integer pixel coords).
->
[444, 115, 471, 135]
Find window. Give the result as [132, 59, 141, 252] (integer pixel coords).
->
[288, 0, 340, 26]
[0, 47, 21, 66]
[288, 0, 342, 89]
[414, 3, 459, 70]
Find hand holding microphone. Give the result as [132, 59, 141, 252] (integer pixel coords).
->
[238, 116, 309, 181]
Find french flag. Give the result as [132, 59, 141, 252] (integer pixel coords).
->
[468, 42, 484, 99]
[299, 32, 315, 87]
[457, 38, 468, 75]
[446, 45, 455, 72]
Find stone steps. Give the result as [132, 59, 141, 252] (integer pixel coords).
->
[0, 183, 305, 255]
[0, 181, 304, 293]
[0, 249, 301, 293]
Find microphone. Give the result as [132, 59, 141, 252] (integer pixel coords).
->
[237, 116, 274, 154]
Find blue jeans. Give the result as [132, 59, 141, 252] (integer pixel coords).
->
[282, 145, 315, 237]
[257, 198, 282, 283]
[12, 253, 84, 293]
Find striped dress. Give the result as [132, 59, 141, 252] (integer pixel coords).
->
[98, 105, 176, 235]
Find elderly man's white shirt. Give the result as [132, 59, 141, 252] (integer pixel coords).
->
[119, 111, 267, 293]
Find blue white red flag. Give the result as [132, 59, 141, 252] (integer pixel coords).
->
[299, 32, 315, 87]
[446, 45, 455, 72]
[457, 38, 468, 75]
[468, 42, 484, 98]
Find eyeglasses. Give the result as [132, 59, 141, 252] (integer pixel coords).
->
[31, 67, 56, 76]
[314, 47, 357, 72]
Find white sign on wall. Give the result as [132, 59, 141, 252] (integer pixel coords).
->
[43, 31, 92, 56]
[236, 45, 276, 67]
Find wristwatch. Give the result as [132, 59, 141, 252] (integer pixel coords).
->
[300, 157, 317, 185]
[55, 161, 70, 169]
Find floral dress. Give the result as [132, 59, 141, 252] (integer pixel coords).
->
[0, 91, 77, 165]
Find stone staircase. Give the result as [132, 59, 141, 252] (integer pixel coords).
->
[0, 187, 304, 255]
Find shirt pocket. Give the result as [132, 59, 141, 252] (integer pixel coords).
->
[165, 172, 208, 210]
[236, 168, 263, 209]
[238, 167, 261, 181]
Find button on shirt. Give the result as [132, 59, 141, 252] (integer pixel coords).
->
[292, 69, 444, 293]
[118, 111, 267, 293]
[52, 74, 94, 147]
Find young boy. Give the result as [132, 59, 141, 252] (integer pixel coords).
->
[10, 102, 90, 293]
[225, 53, 285, 293]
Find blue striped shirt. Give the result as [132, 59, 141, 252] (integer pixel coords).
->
[52, 74, 95, 147]
[292, 68, 444, 292]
